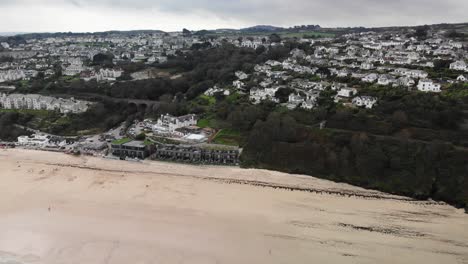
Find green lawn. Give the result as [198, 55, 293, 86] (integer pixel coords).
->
[112, 138, 132, 145]
[197, 118, 211, 128]
[0, 108, 51, 118]
[197, 117, 229, 129]
[212, 129, 242, 146]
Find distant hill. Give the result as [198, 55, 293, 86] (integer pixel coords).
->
[0, 30, 167, 41]
[3, 22, 466, 39]
[240, 25, 285, 32]
[317, 22, 468, 36]
[0, 32, 28, 36]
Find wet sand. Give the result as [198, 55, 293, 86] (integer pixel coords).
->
[0, 149, 467, 264]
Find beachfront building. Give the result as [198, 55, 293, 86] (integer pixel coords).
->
[153, 114, 198, 133]
[17, 134, 50, 147]
[111, 140, 150, 159]
[153, 144, 240, 165]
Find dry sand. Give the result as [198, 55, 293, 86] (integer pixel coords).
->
[0, 149, 467, 264]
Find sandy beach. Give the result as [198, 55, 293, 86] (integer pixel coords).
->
[0, 149, 467, 264]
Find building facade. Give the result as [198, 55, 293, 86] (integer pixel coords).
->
[111, 140, 150, 159]
[0, 93, 92, 113]
[153, 144, 240, 165]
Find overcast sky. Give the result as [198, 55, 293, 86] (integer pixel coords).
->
[1, 0, 467, 33]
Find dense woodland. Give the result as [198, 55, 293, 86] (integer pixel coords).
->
[242, 111, 468, 211]
[1, 41, 468, 212]
[0, 112, 31, 141]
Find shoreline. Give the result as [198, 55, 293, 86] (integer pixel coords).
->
[2, 147, 449, 205]
[1, 148, 467, 264]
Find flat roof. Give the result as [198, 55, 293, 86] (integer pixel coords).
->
[185, 134, 206, 140]
[123, 140, 146, 148]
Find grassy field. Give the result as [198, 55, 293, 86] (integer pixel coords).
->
[197, 118, 211, 128]
[212, 129, 242, 146]
[0, 108, 52, 117]
[278, 31, 336, 38]
[111, 138, 132, 145]
[197, 116, 230, 129]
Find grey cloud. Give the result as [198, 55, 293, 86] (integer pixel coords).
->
[0, 0, 467, 31]
[58, 0, 467, 27]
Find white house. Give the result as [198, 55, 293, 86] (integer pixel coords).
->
[249, 87, 280, 104]
[395, 77, 415, 87]
[287, 93, 305, 109]
[378, 75, 395, 86]
[241, 40, 263, 49]
[457, 75, 467, 82]
[96, 68, 122, 81]
[233, 80, 245, 89]
[0, 69, 26, 83]
[235, 71, 249, 80]
[204, 86, 221, 96]
[417, 79, 441, 93]
[449, 42, 463, 49]
[360, 62, 374, 70]
[336, 69, 350, 77]
[362, 73, 378, 83]
[0, 42, 10, 49]
[394, 68, 428, 79]
[337, 87, 358, 98]
[301, 100, 316, 110]
[17, 134, 50, 147]
[132, 53, 147, 62]
[204, 86, 229, 96]
[154, 114, 198, 133]
[156, 56, 168, 64]
[147, 56, 157, 64]
[331, 83, 348, 91]
[450, 61, 467, 72]
[63, 59, 85, 76]
[290, 48, 306, 59]
[352, 96, 378, 109]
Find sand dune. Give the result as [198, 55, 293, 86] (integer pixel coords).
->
[0, 149, 467, 264]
